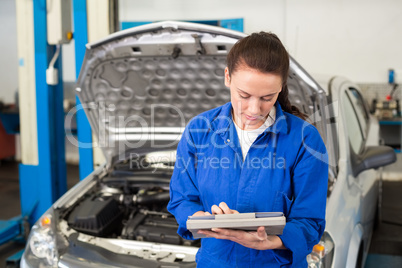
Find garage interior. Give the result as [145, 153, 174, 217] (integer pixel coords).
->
[0, 0, 402, 267]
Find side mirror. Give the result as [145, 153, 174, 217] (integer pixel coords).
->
[353, 146, 397, 177]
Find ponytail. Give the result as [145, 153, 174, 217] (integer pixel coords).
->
[277, 85, 307, 120]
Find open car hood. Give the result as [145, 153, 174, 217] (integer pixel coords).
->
[76, 21, 330, 166]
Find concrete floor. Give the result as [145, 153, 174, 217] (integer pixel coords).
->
[0, 160, 401, 267]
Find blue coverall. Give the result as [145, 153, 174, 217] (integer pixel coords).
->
[167, 101, 328, 267]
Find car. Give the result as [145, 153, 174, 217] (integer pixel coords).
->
[21, 21, 396, 268]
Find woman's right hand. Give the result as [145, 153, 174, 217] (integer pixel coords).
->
[192, 202, 239, 216]
[192, 211, 212, 216]
[211, 202, 239, 215]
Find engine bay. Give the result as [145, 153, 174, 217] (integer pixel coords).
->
[64, 171, 200, 248]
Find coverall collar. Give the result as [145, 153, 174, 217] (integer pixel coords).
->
[210, 101, 289, 135]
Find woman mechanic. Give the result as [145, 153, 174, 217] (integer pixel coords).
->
[167, 32, 328, 267]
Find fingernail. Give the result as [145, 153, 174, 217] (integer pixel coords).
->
[211, 228, 218, 232]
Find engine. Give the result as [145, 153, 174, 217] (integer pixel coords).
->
[66, 181, 199, 247]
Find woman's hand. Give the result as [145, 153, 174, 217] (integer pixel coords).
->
[192, 202, 238, 217]
[198, 226, 285, 250]
[192, 211, 212, 216]
[196, 202, 286, 250]
[211, 202, 239, 215]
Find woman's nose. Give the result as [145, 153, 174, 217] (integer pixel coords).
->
[248, 99, 261, 115]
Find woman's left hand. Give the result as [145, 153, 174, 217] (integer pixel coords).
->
[198, 226, 286, 250]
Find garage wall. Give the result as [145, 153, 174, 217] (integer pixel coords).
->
[118, 0, 286, 37]
[285, 0, 402, 84]
[0, 0, 76, 99]
[1, 0, 401, 101]
[119, 0, 402, 84]
[0, 0, 19, 103]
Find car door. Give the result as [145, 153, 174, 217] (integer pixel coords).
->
[343, 86, 379, 264]
[340, 83, 379, 267]
[324, 77, 379, 267]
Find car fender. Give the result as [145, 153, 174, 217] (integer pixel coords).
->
[345, 223, 363, 267]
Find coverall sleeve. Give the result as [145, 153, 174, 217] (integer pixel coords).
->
[167, 124, 204, 240]
[274, 125, 328, 266]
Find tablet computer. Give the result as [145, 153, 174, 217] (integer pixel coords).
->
[186, 212, 286, 239]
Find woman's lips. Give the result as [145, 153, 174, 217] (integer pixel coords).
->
[245, 115, 258, 121]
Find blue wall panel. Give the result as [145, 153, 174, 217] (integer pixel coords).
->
[18, 0, 67, 223]
[73, 0, 94, 180]
[120, 19, 244, 32]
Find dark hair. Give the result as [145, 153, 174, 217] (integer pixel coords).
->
[227, 32, 306, 120]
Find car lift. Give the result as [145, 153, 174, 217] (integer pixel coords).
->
[0, 0, 93, 265]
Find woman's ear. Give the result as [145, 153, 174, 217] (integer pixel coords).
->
[224, 67, 230, 87]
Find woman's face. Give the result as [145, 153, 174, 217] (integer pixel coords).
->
[225, 65, 282, 130]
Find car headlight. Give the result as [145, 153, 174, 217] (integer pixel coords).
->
[306, 232, 335, 268]
[21, 208, 68, 268]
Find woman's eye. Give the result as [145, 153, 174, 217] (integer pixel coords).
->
[262, 98, 273, 102]
[239, 95, 249, 99]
